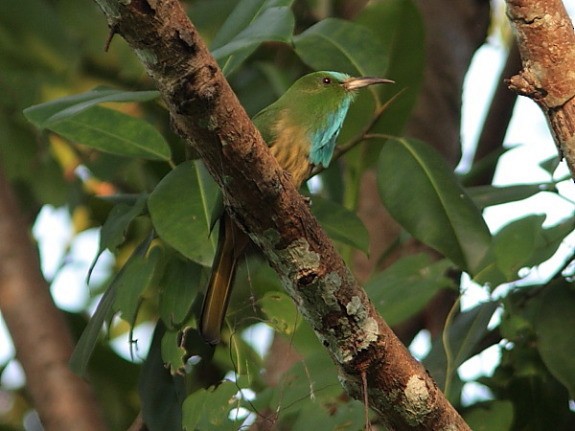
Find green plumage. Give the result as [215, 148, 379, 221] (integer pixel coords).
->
[200, 71, 393, 344]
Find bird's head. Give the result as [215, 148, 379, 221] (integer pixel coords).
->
[286, 71, 394, 103]
[269, 71, 394, 168]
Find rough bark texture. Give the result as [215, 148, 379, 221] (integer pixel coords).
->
[92, 0, 470, 429]
[0, 167, 108, 431]
[506, 0, 575, 178]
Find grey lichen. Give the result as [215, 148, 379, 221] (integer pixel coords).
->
[283, 237, 321, 270]
[399, 375, 433, 425]
[321, 271, 341, 306]
[345, 296, 364, 317]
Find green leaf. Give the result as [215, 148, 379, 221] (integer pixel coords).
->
[69, 280, 116, 377]
[535, 281, 575, 397]
[161, 329, 187, 375]
[23, 87, 160, 127]
[539, 155, 561, 175]
[310, 196, 370, 253]
[424, 301, 499, 392]
[211, 0, 295, 75]
[210, 0, 293, 50]
[491, 215, 573, 281]
[492, 214, 546, 280]
[293, 18, 388, 77]
[182, 381, 240, 431]
[100, 195, 147, 252]
[70, 237, 153, 376]
[463, 400, 514, 431]
[159, 258, 203, 329]
[378, 138, 492, 274]
[88, 194, 147, 282]
[356, 0, 425, 137]
[467, 183, 553, 210]
[113, 246, 162, 324]
[259, 291, 299, 335]
[36, 105, 170, 161]
[366, 254, 455, 326]
[148, 161, 217, 266]
[525, 216, 575, 267]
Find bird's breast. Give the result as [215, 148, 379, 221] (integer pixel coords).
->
[270, 116, 313, 188]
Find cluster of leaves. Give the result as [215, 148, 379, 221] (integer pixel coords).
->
[2, 0, 575, 430]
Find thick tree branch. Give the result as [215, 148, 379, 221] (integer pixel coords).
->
[93, 1, 470, 429]
[0, 166, 107, 431]
[505, 0, 575, 178]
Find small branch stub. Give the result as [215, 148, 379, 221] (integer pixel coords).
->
[505, 0, 575, 177]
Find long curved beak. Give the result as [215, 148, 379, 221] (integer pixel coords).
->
[343, 76, 394, 91]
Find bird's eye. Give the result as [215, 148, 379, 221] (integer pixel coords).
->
[322, 77, 331, 85]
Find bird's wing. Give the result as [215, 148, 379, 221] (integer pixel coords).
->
[252, 105, 281, 147]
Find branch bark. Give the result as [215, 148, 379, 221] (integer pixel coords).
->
[0, 166, 107, 431]
[93, 0, 470, 429]
[505, 0, 575, 178]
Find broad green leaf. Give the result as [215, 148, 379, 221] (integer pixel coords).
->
[148, 161, 217, 266]
[525, 216, 575, 267]
[259, 291, 299, 335]
[356, 0, 425, 137]
[492, 214, 546, 280]
[424, 301, 499, 392]
[113, 246, 162, 325]
[210, 0, 293, 50]
[310, 196, 369, 253]
[378, 138, 492, 274]
[35, 105, 170, 161]
[211, 3, 295, 75]
[211, 7, 294, 60]
[99, 195, 147, 252]
[467, 183, 554, 210]
[491, 215, 573, 281]
[182, 381, 240, 430]
[463, 401, 514, 431]
[366, 254, 455, 326]
[23, 88, 160, 127]
[293, 18, 388, 77]
[535, 281, 575, 397]
[70, 237, 153, 376]
[159, 258, 203, 329]
[88, 194, 147, 282]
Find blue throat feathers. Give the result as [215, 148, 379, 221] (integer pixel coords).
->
[308, 96, 353, 168]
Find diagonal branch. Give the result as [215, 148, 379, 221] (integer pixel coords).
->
[93, 1, 470, 429]
[505, 0, 575, 179]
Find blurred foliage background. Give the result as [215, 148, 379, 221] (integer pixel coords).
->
[1, 0, 575, 430]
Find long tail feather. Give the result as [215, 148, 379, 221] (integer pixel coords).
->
[200, 213, 248, 344]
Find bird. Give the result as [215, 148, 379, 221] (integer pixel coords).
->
[200, 71, 393, 344]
